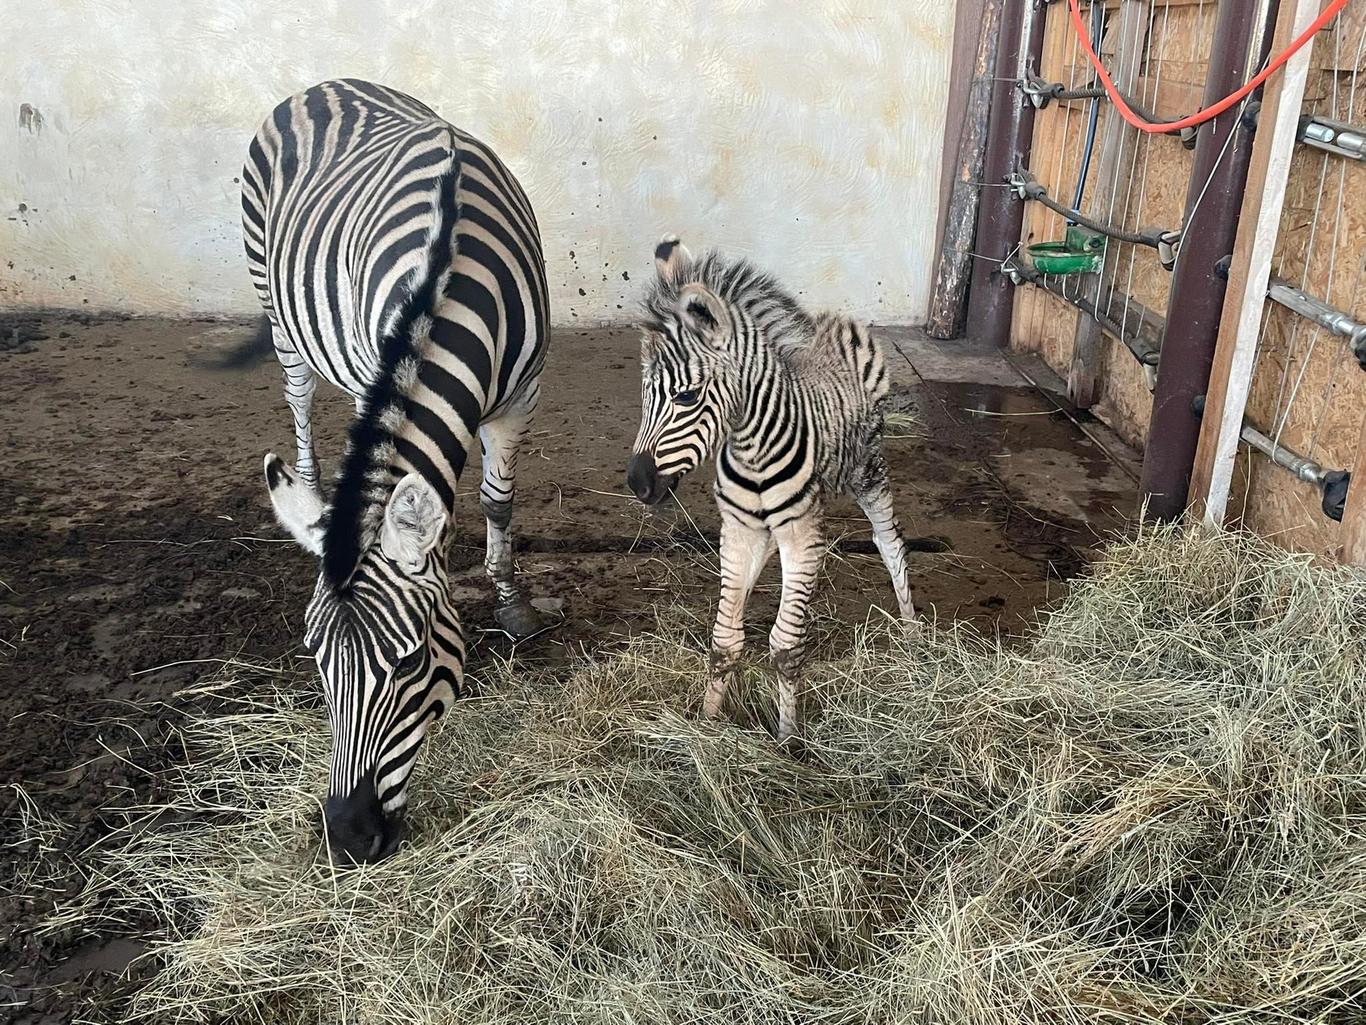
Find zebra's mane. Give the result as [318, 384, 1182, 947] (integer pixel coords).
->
[321, 160, 461, 590]
[643, 251, 812, 348]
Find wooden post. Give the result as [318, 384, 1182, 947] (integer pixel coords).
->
[1067, 0, 1149, 409]
[1341, 414, 1366, 565]
[1188, 0, 1322, 529]
[926, 0, 1003, 339]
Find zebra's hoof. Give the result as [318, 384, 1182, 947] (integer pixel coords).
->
[495, 601, 548, 639]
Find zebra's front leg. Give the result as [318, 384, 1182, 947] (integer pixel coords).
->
[769, 515, 825, 746]
[280, 349, 320, 489]
[855, 452, 917, 627]
[478, 392, 545, 639]
[706, 514, 773, 721]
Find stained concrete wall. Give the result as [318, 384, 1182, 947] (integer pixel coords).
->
[2, 0, 953, 324]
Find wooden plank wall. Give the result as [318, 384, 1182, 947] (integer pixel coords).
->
[1009, 1, 1366, 561]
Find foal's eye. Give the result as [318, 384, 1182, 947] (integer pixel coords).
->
[673, 388, 700, 406]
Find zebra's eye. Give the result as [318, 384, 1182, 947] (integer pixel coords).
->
[394, 646, 426, 676]
[673, 388, 701, 407]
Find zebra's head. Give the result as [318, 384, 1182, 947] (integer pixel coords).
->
[264, 454, 460, 864]
[626, 235, 743, 506]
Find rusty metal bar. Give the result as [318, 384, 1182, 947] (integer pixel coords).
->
[1004, 257, 1161, 366]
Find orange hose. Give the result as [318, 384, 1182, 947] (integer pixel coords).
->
[1067, 0, 1348, 134]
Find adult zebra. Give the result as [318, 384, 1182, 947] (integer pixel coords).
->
[626, 237, 917, 745]
[240, 79, 549, 863]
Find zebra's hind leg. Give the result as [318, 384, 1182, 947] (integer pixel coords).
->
[855, 449, 918, 627]
[707, 514, 773, 721]
[478, 389, 545, 639]
[769, 514, 825, 746]
[279, 347, 320, 489]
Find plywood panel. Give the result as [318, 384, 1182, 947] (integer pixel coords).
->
[1232, 66, 1366, 557]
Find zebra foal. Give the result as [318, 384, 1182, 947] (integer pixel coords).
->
[240, 80, 550, 863]
[626, 237, 917, 744]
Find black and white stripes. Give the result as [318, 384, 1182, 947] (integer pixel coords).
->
[627, 236, 917, 743]
[246, 79, 550, 863]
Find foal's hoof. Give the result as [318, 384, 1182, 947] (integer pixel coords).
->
[494, 601, 549, 639]
[777, 731, 810, 762]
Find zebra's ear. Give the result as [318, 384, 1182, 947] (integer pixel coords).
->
[678, 282, 729, 346]
[380, 473, 446, 573]
[264, 453, 326, 556]
[654, 234, 692, 281]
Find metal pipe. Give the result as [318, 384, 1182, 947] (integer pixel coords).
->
[1139, 0, 1277, 523]
[966, 0, 1048, 349]
[1267, 276, 1366, 348]
[1240, 422, 1327, 485]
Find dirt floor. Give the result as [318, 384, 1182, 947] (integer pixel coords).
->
[0, 313, 1140, 1022]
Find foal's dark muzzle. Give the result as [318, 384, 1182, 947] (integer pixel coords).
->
[323, 784, 405, 865]
[626, 452, 678, 506]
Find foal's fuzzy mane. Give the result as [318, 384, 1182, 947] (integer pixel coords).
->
[642, 250, 813, 346]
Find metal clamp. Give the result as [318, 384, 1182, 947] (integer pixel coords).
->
[1020, 75, 1056, 110]
[1157, 230, 1182, 271]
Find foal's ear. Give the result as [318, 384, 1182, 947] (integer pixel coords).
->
[380, 473, 446, 573]
[264, 453, 326, 556]
[678, 282, 729, 347]
[654, 234, 692, 281]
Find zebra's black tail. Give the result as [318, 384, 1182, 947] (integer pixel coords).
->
[196, 315, 276, 369]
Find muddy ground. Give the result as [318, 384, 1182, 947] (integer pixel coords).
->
[0, 314, 1139, 1022]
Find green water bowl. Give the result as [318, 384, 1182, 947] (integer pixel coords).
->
[1027, 241, 1103, 276]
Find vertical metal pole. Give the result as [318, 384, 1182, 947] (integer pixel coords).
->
[1138, 0, 1275, 522]
[965, 0, 1048, 349]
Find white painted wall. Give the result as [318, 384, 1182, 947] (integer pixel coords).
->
[3, 0, 953, 323]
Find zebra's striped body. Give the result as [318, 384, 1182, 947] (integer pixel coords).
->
[244, 80, 550, 862]
[627, 237, 916, 743]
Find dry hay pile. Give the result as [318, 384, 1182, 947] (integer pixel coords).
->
[56, 527, 1366, 1024]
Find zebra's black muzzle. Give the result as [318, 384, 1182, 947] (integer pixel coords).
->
[626, 452, 678, 507]
[323, 785, 405, 865]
